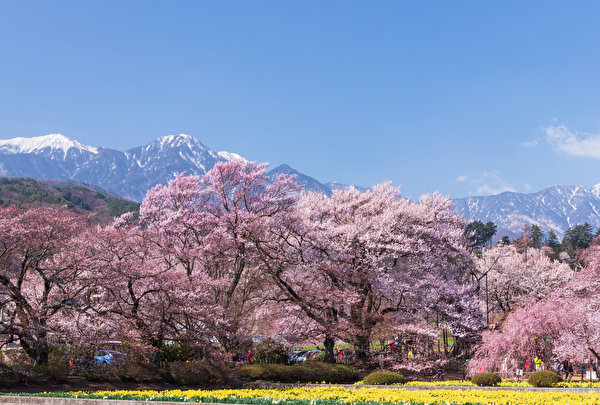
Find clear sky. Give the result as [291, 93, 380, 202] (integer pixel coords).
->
[2, 1, 600, 198]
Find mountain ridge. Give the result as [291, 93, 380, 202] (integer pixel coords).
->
[0, 133, 352, 201]
[451, 184, 600, 238]
[3, 133, 600, 238]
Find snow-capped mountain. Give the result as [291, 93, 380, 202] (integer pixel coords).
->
[452, 185, 600, 238]
[0, 134, 247, 200]
[6, 134, 597, 238]
[0, 133, 335, 201]
[0, 133, 100, 157]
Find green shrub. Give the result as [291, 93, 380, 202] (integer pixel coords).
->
[528, 370, 563, 387]
[120, 362, 158, 382]
[238, 362, 358, 383]
[93, 357, 158, 383]
[168, 361, 223, 385]
[34, 346, 71, 382]
[160, 343, 202, 363]
[363, 370, 406, 385]
[251, 339, 288, 364]
[311, 352, 325, 362]
[471, 372, 502, 386]
[84, 371, 99, 382]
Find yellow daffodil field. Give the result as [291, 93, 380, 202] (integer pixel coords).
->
[12, 386, 600, 405]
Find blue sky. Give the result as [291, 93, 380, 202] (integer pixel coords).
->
[2, 1, 600, 198]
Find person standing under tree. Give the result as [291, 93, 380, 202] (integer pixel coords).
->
[562, 360, 570, 380]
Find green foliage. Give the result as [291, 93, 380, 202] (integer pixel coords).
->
[84, 371, 100, 382]
[33, 345, 71, 382]
[91, 358, 158, 383]
[465, 220, 497, 250]
[527, 370, 563, 387]
[251, 339, 289, 364]
[106, 197, 140, 218]
[168, 361, 224, 385]
[562, 223, 594, 254]
[471, 372, 502, 386]
[0, 177, 140, 220]
[529, 224, 544, 248]
[119, 362, 158, 382]
[238, 362, 358, 383]
[362, 370, 406, 385]
[160, 342, 202, 363]
[545, 230, 561, 257]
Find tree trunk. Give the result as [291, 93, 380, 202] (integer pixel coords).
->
[354, 335, 370, 361]
[33, 340, 49, 366]
[323, 336, 336, 364]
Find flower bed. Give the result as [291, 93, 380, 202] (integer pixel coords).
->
[6, 386, 600, 405]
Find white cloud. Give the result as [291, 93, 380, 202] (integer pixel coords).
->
[545, 125, 600, 159]
[520, 138, 540, 148]
[455, 175, 467, 183]
[466, 171, 516, 196]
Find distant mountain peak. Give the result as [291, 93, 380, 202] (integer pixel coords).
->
[150, 133, 206, 149]
[156, 133, 192, 143]
[267, 164, 332, 195]
[0, 134, 99, 156]
[453, 184, 600, 238]
[0, 133, 341, 202]
[592, 183, 600, 199]
[217, 151, 246, 162]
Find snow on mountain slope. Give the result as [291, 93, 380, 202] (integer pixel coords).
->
[0, 133, 334, 201]
[0, 134, 99, 156]
[4, 133, 595, 238]
[217, 151, 246, 162]
[325, 182, 369, 193]
[452, 185, 600, 238]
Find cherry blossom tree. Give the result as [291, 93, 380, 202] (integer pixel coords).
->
[83, 213, 226, 358]
[552, 240, 600, 363]
[138, 161, 300, 351]
[467, 297, 570, 376]
[474, 244, 573, 324]
[261, 184, 483, 361]
[469, 240, 600, 375]
[0, 206, 90, 365]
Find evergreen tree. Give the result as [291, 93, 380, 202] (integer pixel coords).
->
[465, 220, 497, 250]
[562, 223, 594, 254]
[530, 224, 544, 248]
[546, 230, 561, 255]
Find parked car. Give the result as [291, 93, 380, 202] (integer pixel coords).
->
[288, 350, 307, 363]
[289, 349, 322, 363]
[93, 349, 126, 364]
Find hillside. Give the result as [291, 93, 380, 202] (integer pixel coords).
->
[0, 177, 140, 222]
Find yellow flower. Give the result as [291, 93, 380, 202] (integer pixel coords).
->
[39, 386, 600, 405]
